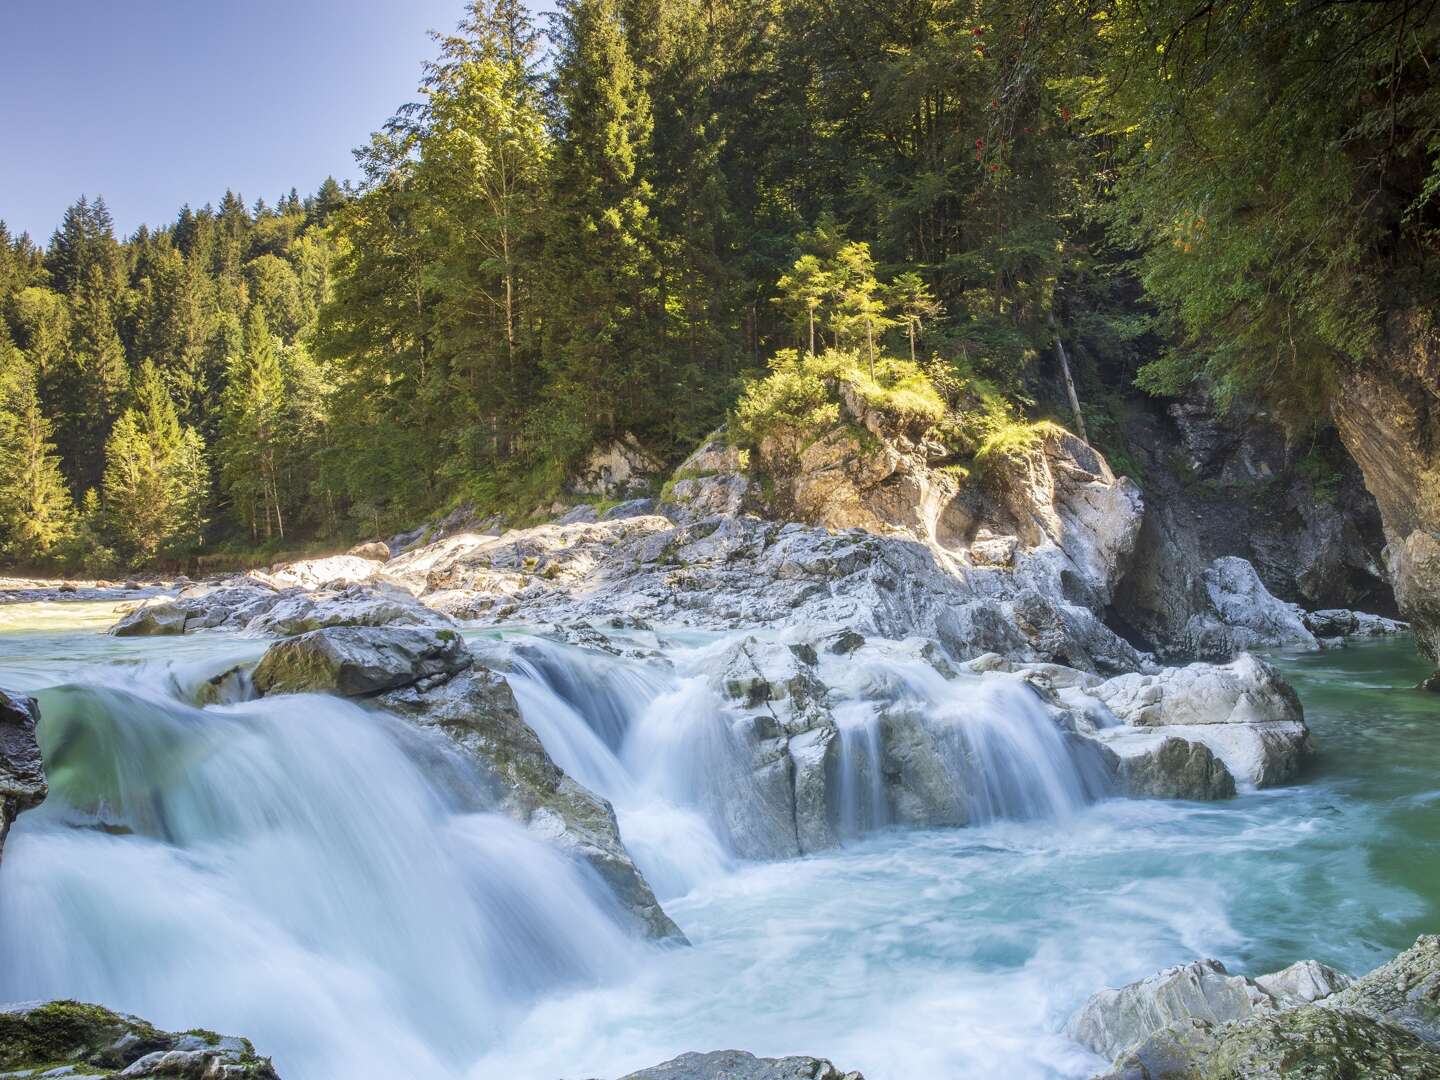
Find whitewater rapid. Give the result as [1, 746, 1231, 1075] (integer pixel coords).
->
[1, 606, 1434, 1079]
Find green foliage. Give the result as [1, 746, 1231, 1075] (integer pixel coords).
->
[0, 341, 74, 562]
[100, 362, 209, 562]
[973, 419, 1067, 466]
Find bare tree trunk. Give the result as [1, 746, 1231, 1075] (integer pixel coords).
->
[1049, 309, 1088, 443]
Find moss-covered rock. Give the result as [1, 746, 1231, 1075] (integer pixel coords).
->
[0, 1000, 279, 1077]
[252, 625, 471, 698]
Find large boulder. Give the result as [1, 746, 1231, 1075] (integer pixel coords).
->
[0, 1000, 280, 1078]
[660, 431, 751, 525]
[244, 583, 454, 637]
[0, 688, 47, 865]
[1111, 736, 1236, 801]
[1068, 958, 1350, 1064]
[1078, 935, 1440, 1079]
[252, 626, 471, 697]
[611, 1050, 863, 1080]
[1179, 556, 1319, 658]
[376, 666, 683, 943]
[1081, 654, 1310, 789]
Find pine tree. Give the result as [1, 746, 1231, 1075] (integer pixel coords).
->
[62, 263, 131, 490]
[542, 0, 666, 451]
[219, 308, 286, 540]
[100, 361, 208, 562]
[0, 339, 74, 561]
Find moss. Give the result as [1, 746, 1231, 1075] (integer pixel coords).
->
[0, 1000, 161, 1071]
[973, 419, 1068, 465]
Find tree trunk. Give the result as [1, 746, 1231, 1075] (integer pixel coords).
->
[1049, 309, 1087, 443]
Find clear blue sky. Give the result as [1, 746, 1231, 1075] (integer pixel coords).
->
[2, 1, 552, 242]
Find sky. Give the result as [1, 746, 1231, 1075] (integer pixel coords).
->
[1, 1, 553, 242]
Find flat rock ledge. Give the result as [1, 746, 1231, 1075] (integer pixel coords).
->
[1071, 934, 1440, 1079]
[598, 1050, 863, 1080]
[0, 1000, 279, 1078]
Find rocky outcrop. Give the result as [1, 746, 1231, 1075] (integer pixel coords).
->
[571, 434, 663, 498]
[110, 581, 285, 636]
[1112, 389, 1394, 659]
[252, 626, 471, 697]
[1076, 655, 1310, 790]
[609, 1050, 863, 1080]
[0, 1000, 280, 1078]
[0, 689, 47, 866]
[1111, 737, 1235, 801]
[376, 666, 683, 942]
[346, 540, 391, 561]
[108, 579, 453, 639]
[659, 431, 752, 525]
[249, 554, 383, 591]
[1332, 313, 1440, 673]
[1076, 934, 1440, 1080]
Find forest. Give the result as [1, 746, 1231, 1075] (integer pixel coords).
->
[1, 0, 1435, 571]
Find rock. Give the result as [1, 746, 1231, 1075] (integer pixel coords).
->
[346, 540, 391, 561]
[1198, 1006, 1440, 1079]
[0, 689, 47, 866]
[660, 431, 752, 525]
[374, 667, 683, 942]
[611, 1049, 863, 1080]
[1324, 934, 1440, 1043]
[1331, 312, 1440, 674]
[251, 554, 382, 590]
[601, 497, 657, 521]
[1254, 959, 1354, 1005]
[244, 583, 454, 637]
[1081, 654, 1310, 788]
[252, 626, 471, 698]
[555, 504, 600, 525]
[1068, 959, 1276, 1062]
[1303, 607, 1408, 639]
[1178, 556, 1319, 658]
[571, 434, 662, 498]
[0, 1000, 279, 1078]
[1111, 736, 1236, 801]
[110, 598, 191, 636]
[108, 582, 286, 637]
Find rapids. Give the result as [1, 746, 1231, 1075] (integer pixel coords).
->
[2, 602, 1439, 1079]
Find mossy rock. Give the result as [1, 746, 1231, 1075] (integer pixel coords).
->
[0, 1000, 279, 1077]
[1203, 1007, 1440, 1079]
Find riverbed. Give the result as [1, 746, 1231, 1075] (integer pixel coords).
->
[1, 602, 1436, 1079]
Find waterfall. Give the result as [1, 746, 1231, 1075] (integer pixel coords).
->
[0, 676, 641, 1080]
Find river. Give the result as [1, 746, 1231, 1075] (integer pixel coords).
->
[1, 601, 1436, 1079]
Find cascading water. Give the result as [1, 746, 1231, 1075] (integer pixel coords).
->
[0, 667, 641, 1080]
[6, 608, 1432, 1080]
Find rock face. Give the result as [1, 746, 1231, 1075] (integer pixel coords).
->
[0, 688, 48, 866]
[659, 431, 752, 525]
[110, 581, 284, 636]
[1112, 390, 1394, 659]
[0, 1000, 280, 1078]
[249, 554, 383, 591]
[252, 626, 471, 697]
[1076, 934, 1440, 1080]
[1331, 313, 1440, 672]
[611, 1050, 863, 1080]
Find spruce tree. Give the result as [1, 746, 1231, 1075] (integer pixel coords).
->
[0, 339, 74, 561]
[220, 308, 286, 540]
[542, 0, 666, 452]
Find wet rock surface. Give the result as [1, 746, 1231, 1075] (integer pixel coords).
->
[0, 689, 47, 866]
[608, 1050, 863, 1080]
[0, 1000, 279, 1078]
[252, 626, 471, 697]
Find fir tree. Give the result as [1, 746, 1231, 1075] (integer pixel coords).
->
[0, 339, 74, 561]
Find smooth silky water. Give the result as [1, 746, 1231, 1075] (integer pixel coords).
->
[3, 602, 1439, 1080]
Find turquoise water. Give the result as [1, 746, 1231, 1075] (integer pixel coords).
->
[1, 605, 1438, 1080]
